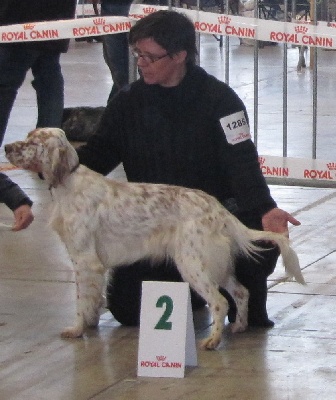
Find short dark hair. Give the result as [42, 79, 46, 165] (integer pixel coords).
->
[129, 10, 197, 65]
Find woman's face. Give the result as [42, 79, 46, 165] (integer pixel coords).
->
[132, 37, 187, 87]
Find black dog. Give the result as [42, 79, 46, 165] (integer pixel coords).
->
[62, 106, 105, 143]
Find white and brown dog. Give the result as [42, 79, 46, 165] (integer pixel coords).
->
[5, 128, 305, 350]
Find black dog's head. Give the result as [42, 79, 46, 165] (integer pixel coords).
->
[62, 106, 105, 142]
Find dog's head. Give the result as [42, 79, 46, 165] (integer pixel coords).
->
[5, 128, 79, 188]
[62, 106, 104, 142]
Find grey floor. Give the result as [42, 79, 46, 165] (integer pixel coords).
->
[1, 35, 336, 400]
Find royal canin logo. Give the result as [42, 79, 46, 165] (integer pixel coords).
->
[93, 18, 105, 25]
[143, 7, 156, 14]
[23, 23, 35, 30]
[295, 25, 308, 34]
[327, 162, 336, 170]
[258, 157, 266, 165]
[218, 15, 231, 25]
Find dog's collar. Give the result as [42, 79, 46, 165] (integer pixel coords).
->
[71, 162, 80, 174]
[40, 163, 80, 181]
[48, 163, 80, 191]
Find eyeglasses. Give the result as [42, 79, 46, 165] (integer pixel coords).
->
[131, 49, 170, 64]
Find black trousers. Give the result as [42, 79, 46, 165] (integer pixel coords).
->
[106, 212, 280, 327]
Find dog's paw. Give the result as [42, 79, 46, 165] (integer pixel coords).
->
[86, 319, 100, 329]
[230, 318, 248, 334]
[61, 326, 84, 339]
[199, 335, 221, 350]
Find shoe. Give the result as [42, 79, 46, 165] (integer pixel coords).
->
[248, 316, 274, 328]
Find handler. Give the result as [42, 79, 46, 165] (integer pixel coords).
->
[77, 10, 300, 328]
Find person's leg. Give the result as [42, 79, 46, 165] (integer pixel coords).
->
[0, 46, 37, 146]
[234, 244, 279, 327]
[235, 212, 280, 327]
[31, 52, 64, 128]
[101, 2, 130, 101]
[106, 259, 206, 326]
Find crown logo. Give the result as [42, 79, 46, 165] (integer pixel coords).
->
[93, 18, 105, 25]
[258, 157, 265, 165]
[218, 15, 231, 25]
[156, 355, 167, 361]
[23, 23, 35, 30]
[327, 162, 336, 170]
[295, 25, 308, 34]
[143, 7, 156, 14]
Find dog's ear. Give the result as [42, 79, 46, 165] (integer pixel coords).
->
[43, 144, 78, 188]
[51, 147, 70, 188]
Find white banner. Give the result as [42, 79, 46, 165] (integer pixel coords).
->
[259, 155, 336, 183]
[0, 16, 131, 43]
[3, 154, 336, 184]
[129, 4, 336, 50]
[1, 4, 336, 49]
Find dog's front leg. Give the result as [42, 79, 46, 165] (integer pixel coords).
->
[61, 253, 106, 339]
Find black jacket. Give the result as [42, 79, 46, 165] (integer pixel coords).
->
[78, 65, 276, 217]
[0, 172, 33, 211]
[0, 0, 76, 52]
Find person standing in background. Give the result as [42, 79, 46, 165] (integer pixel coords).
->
[99, 0, 134, 101]
[0, 0, 77, 147]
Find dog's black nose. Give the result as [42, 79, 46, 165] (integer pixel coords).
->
[4, 144, 10, 153]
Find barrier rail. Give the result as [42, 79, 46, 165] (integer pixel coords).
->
[1, 1, 336, 187]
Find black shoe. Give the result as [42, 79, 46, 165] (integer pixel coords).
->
[248, 314, 274, 328]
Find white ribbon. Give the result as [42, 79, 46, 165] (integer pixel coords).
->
[0, 5, 336, 49]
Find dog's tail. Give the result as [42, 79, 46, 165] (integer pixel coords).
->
[224, 216, 305, 285]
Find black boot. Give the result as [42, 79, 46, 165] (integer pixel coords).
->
[234, 244, 279, 328]
[246, 275, 275, 328]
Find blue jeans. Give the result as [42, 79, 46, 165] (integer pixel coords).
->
[0, 46, 64, 146]
[101, 2, 130, 101]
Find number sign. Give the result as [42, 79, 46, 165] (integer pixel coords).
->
[137, 281, 198, 378]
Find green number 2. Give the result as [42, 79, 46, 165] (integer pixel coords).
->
[154, 295, 174, 330]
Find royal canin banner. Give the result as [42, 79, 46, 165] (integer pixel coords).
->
[1, 4, 336, 49]
[2, 155, 336, 185]
[0, 16, 131, 43]
[259, 155, 336, 184]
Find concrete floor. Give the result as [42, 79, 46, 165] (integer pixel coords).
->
[1, 34, 336, 400]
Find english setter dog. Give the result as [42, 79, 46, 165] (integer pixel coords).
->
[5, 128, 305, 350]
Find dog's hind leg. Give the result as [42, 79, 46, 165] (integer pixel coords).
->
[200, 286, 228, 350]
[220, 276, 249, 333]
[174, 255, 228, 350]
